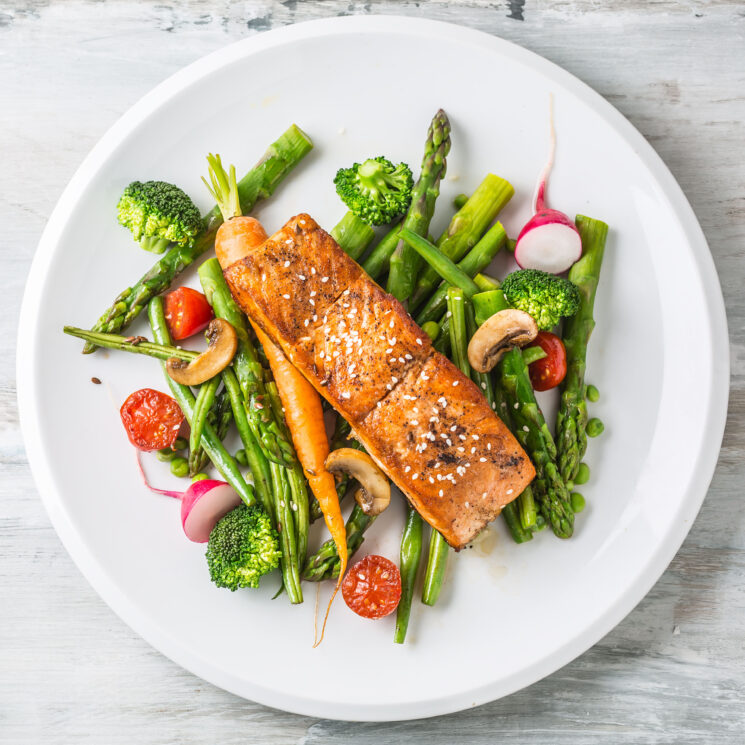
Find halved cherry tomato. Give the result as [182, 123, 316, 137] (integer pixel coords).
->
[120, 388, 184, 451]
[164, 287, 214, 340]
[527, 331, 567, 391]
[342, 554, 402, 619]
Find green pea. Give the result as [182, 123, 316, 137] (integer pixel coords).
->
[575, 462, 590, 485]
[170, 456, 189, 478]
[534, 514, 547, 531]
[156, 448, 176, 462]
[565, 480, 574, 492]
[586, 384, 599, 402]
[235, 448, 248, 466]
[453, 193, 468, 210]
[191, 473, 209, 483]
[587, 418, 605, 437]
[421, 321, 440, 341]
[173, 437, 188, 451]
[571, 492, 586, 513]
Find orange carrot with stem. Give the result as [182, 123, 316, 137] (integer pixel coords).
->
[206, 153, 347, 642]
[253, 325, 347, 646]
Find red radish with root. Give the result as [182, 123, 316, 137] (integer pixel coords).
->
[136, 453, 241, 542]
[515, 98, 582, 274]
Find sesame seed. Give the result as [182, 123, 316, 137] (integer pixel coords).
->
[341, 392, 351, 399]
[514, 402, 519, 409]
[465, 501, 469, 508]
[429, 476, 435, 484]
[385, 348, 393, 354]
[480, 457, 487, 463]
[389, 337, 397, 345]
[481, 382, 487, 390]
[311, 267, 316, 275]
[487, 443, 492, 451]
[457, 447, 465, 453]
[312, 314, 318, 322]
[471, 447, 476, 454]
[422, 373, 429, 381]
[285, 239, 293, 245]
[506, 489, 514, 495]
[404, 465, 411, 473]
[430, 416, 438, 423]
[309, 299, 315, 306]
[386, 384, 392, 390]
[439, 489, 444, 497]
[459, 434, 467, 441]
[446, 439, 452, 446]
[390, 358, 397, 364]
[472, 434, 480, 440]
[304, 319, 309, 327]
[452, 381, 459, 386]
[284, 260, 290, 268]
[398, 357, 405, 363]
[319, 351, 325, 359]
[523, 425, 529, 432]
[333, 351, 340, 358]
[283, 294, 290, 299]
[412, 473, 419, 480]
[405, 353, 413, 360]
[298, 274, 306, 280]
[446, 311, 452, 318]
[391, 376, 398, 383]
[434, 462, 441, 468]
[482, 491, 487, 498]
[437, 474, 442, 481]
[261, 273, 266, 282]
[389, 320, 395, 328]
[321, 276, 329, 283]
[310, 290, 316, 297]
[450, 425, 457, 432]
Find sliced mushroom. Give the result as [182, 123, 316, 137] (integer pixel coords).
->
[166, 318, 238, 386]
[467, 309, 538, 373]
[324, 448, 391, 516]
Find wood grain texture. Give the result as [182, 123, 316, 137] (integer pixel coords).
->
[1, 1, 743, 743]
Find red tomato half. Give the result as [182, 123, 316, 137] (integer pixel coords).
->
[164, 287, 214, 340]
[342, 554, 402, 619]
[120, 388, 184, 451]
[527, 331, 567, 391]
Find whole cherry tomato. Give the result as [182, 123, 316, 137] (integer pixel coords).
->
[342, 554, 402, 619]
[527, 331, 567, 391]
[120, 388, 184, 451]
[164, 287, 214, 340]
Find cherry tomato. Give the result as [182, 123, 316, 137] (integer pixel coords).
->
[527, 331, 567, 391]
[342, 554, 402, 619]
[120, 388, 184, 451]
[164, 287, 214, 341]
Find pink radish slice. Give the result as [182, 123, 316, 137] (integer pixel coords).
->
[180, 482, 241, 543]
[135, 452, 241, 543]
[515, 211, 582, 273]
[514, 97, 582, 274]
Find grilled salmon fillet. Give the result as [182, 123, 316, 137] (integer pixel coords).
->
[224, 214, 535, 548]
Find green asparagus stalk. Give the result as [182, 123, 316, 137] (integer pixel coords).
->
[361, 222, 401, 281]
[331, 211, 376, 260]
[409, 174, 514, 310]
[83, 124, 313, 352]
[188, 376, 220, 474]
[387, 110, 451, 301]
[189, 387, 232, 476]
[556, 215, 609, 482]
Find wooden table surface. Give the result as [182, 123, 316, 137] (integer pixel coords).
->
[2, 1, 743, 742]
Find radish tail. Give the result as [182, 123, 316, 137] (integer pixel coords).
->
[135, 450, 183, 499]
[533, 94, 556, 214]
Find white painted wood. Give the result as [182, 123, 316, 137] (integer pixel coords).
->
[1, 1, 743, 742]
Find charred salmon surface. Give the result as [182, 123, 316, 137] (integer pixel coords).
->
[224, 214, 535, 548]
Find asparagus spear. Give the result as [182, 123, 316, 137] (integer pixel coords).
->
[83, 124, 313, 352]
[394, 505, 424, 643]
[408, 174, 514, 311]
[556, 215, 609, 482]
[422, 286, 469, 606]
[330, 211, 375, 260]
[387, 110, 451, 301]
[189, 386, 232, 476]
[415, 221, 507, 326]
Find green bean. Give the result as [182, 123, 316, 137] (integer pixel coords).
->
[522, 346, 547, 366]
[394, 506, 424, 644]
[421, 528, 449, 606]
[147, 298, 256, 507]
[189, 376, 220, 472]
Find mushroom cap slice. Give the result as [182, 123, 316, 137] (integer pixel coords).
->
[467, 309, 538, 373]
[324, 448, 391, 517]
[166, 318, 238, 386]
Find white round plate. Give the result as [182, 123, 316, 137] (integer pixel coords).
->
[18, 16, 728, 721]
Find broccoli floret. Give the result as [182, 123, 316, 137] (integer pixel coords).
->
[502, 269, 581, 330]
[334, 157, 413, 226]
[117, 180, 202, 254]
[205, 504, 281, 591]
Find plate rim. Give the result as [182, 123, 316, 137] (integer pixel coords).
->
[16, 15, 730, 721]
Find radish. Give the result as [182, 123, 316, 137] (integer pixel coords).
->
[515, 99, 582, 274]
[136, 453, 242, 542]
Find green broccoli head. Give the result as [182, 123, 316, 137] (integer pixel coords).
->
[502, 269, 581, 330]
[117, 180, 202, 253]
[334, 157, 413, 226]
[205, 504, 281, 591]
